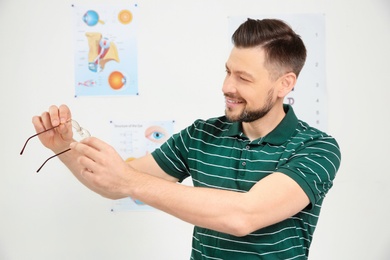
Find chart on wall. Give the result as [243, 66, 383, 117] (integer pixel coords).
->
[109, 120, 175, 212]
[72, 3, 138, 97]
[229, 14, 327, 131]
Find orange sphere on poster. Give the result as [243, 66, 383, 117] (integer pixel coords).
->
[108, 71, 126, 90]
[118, 10, 133, 25]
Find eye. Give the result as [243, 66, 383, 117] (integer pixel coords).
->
[240, 77, 250, 82]
[151, 131, 164, 140]
[145, 126, 168, 144]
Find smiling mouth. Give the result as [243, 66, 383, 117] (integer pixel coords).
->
[226, 98, 243, 104]
[225, 96, 245, 105]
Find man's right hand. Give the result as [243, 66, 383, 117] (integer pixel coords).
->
[32, 104, 74, 154]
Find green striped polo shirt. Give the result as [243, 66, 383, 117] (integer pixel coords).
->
[152, 104, 341, 260]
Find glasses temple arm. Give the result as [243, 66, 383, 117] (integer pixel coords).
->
[36, 148, 71, 173]
[20, 125, 61, 155]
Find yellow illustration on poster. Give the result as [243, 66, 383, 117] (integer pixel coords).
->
[72, 4, 138, 97]
[229, 14, 327, 131]
[109, 120, 175, 211]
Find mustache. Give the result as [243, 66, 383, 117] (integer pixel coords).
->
[224, 93, 241, 99]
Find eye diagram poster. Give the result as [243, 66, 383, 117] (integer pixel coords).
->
[229, 14, 327, 131]
[110, 120, 175, 211]
[72, 4, 138, 97]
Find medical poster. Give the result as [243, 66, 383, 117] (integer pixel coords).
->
[72, 4, 138, 97]
[229, 14, 327, 131]
[109, 120, 175, 211]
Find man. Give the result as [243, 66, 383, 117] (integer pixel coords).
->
[32, 18, 341, 259]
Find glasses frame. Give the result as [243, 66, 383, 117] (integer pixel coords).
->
[20, 119, 90, 173]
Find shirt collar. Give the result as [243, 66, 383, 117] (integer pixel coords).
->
[225, 104, 298, 145]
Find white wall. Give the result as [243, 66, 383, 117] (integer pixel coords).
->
[1, 0, 389, 259]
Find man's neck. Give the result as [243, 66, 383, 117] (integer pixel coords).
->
[242, 104, 286, 141]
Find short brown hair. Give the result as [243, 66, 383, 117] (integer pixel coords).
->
[232, 18, 307, 79]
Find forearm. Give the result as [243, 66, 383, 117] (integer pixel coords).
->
[128, 170, 252, 236]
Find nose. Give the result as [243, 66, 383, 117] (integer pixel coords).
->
[222, 75, 236, 95]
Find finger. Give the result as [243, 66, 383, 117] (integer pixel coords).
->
[32, 115, 46, 133]
[80, 137, 111, 152]
[80, 168, 94, 179]
[56, 105, 73, 136]
[48, 105, 60, 127]
[70, 142, 96, 169]
[58, 104, 72, 124]
[70, 141, 101, 163]
[41, 111, 54, 130]
[79, 156, 98, 174]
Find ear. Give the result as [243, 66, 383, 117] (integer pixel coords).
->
[277, 72, 297, 98]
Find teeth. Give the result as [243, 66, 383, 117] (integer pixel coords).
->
[227, 99, 241, 104]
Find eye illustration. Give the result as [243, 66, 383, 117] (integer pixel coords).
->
[145, 126, 169, 144]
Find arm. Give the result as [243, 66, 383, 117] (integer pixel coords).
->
[33, 105, 309, 236]
[32, 105, 118, 193]
[128, 168, 309, 237]
[70, 137, 309, 237]
[32, 105, 179, 194]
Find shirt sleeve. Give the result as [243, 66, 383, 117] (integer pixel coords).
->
[151, 123, 196, 182]
[276, 136, 341, 208]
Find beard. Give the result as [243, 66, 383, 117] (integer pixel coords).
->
[225, 88, 275, 123]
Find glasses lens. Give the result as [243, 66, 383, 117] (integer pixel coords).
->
[71, 120, 81, 131]
[70, 120, 90, 141]
[79, 128, 91, 139]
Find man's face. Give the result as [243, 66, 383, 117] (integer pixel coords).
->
[222, 47, 278, 123]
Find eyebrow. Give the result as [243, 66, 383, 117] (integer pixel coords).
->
[225, 63, 255, 81]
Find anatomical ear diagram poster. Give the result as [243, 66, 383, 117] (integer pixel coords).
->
[72, 3, 138, 97]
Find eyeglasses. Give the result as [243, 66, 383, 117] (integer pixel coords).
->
[20, 119, 91, 173]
